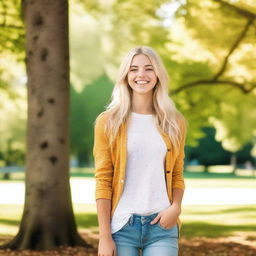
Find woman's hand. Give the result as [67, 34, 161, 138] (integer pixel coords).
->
[98, 235, 116, 256]
[150, 204, 181, 229]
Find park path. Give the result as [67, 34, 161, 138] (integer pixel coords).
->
[0, 178, 256, 205]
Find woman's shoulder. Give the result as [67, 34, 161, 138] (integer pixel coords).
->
[94, 111, 110, 127]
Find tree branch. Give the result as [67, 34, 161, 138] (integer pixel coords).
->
[213, 0, 256, 18]
[172, 79, 256, 94]
[213, 17, 254, 80]
[172, 1, 256, 95]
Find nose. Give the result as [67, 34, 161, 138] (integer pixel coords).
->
[137, 69, 146, 77]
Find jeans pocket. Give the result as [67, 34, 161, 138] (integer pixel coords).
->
[157, 221, 176, 231]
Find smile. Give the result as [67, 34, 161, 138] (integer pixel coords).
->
[135, 80, 149, 84]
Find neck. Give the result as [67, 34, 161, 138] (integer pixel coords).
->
[131, 92, 153, 114]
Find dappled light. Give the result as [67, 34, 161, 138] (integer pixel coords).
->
[1, 0, 256, 255]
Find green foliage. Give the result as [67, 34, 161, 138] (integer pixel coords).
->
[187, 127, 232, 166]
[0, 87, 26, 165]
[75, 0, 256, 153]
[0, 0, 25, 96]
[69, 75, 113, 166]
[1, 0, 256, 162]
[0, 0, 25, 61]
[187, 126, 254, 166]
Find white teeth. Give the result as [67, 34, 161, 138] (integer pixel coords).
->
[136, 81, 148, 84]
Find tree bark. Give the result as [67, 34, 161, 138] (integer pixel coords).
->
[1, 0, 90, 250]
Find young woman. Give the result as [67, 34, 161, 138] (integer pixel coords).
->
[93, 46, 187, 256]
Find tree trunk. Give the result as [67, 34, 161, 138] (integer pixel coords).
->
[231, 154, 237, 175]
[1, 0, 90, 250]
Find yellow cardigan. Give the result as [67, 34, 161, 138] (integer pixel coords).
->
[93, 112, 186, 236]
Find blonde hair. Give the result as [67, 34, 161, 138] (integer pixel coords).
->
[96, 46, 187, 154]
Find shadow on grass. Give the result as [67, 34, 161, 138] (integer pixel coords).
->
[0, 172, 95, 181]
[0, 213, 99, 229]
[75, 213, 98, 228]
[75, 212, 256, 238]
[184, 171, 256, 179]
[184, 206, 256, 215]
[1, 212, 256, 239]
[2, 168, 256, 181]
[181, 222, 256, 238]
[0, 219, 20, 226]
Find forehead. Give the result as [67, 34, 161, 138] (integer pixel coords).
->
[130, 54, 152, 66]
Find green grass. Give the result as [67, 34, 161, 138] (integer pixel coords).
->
[184, 171, 256, 179]
[2, 174, 255, 188]
[0, 204, 98, 236]
[0, 167, 95, 181]
[1, 204, 256, 238]
[1, 176, 255, 190]
[1, 169, 256, 238]
[1, 166, 256, 181]
[180, 205, 256, 237]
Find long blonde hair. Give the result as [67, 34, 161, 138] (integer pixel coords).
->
[97, 46, 187, 154]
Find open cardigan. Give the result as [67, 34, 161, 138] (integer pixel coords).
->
[93, 112, 186, 235]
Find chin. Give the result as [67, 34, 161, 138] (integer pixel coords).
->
[134, 89, 154, 95]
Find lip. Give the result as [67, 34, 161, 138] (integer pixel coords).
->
[135, 80, 150, 84]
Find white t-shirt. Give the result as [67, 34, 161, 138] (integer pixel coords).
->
[110, 112, 171, 234]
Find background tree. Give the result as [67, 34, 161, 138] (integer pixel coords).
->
[0, 0, 25, 90]
[76, 0, 256, 163]
[173, 0, 256, 149]
[70, 75, 113, 166]
[2, 0, 255, 166]
[0, 0, 90, 250]
[0, 0, 27, 168]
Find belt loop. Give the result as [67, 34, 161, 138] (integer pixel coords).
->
[129, 215, 134, 225]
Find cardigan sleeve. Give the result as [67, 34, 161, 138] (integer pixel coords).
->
[93, 114, 114, 200]
[172, 121, 186, 190]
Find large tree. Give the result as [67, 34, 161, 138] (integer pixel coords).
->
[0, 0, 90, 250]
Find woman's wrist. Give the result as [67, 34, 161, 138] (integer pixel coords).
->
[170, 202, 181, 215]
[99, 233, 112, 239]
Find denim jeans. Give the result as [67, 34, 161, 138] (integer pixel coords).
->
[112, 212, 179, 256]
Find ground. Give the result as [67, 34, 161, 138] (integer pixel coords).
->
[1, 173, 255, 255]
[1, 230, 256, 256]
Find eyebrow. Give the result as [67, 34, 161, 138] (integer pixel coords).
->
[130, 65, 153, 68]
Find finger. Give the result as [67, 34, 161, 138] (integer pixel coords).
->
[150, 214, 161, 224]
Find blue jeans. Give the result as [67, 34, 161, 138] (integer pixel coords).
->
[112, 212, 179, 256]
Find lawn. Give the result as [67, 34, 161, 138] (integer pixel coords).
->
[1, 203, 256, 239]
[1, 170, 256, 240]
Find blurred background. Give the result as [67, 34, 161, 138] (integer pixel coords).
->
[0, 0, 255, 255]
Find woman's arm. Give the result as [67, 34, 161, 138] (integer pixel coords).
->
[172, 122, 186, 191]
[96, 199, 116, 256]
[93, 114, 114, 200]
[96, 198, 112, 238]
[93, 114, 116, 255]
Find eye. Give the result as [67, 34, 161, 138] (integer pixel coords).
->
[130, 69, 137, 72]
[146, 68, 153, 71]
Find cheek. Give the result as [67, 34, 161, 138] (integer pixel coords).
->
[127, 73, 135, 84]
[150, 74, 158, 83]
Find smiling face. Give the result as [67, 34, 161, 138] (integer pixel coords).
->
[127, 54, 158, 95]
